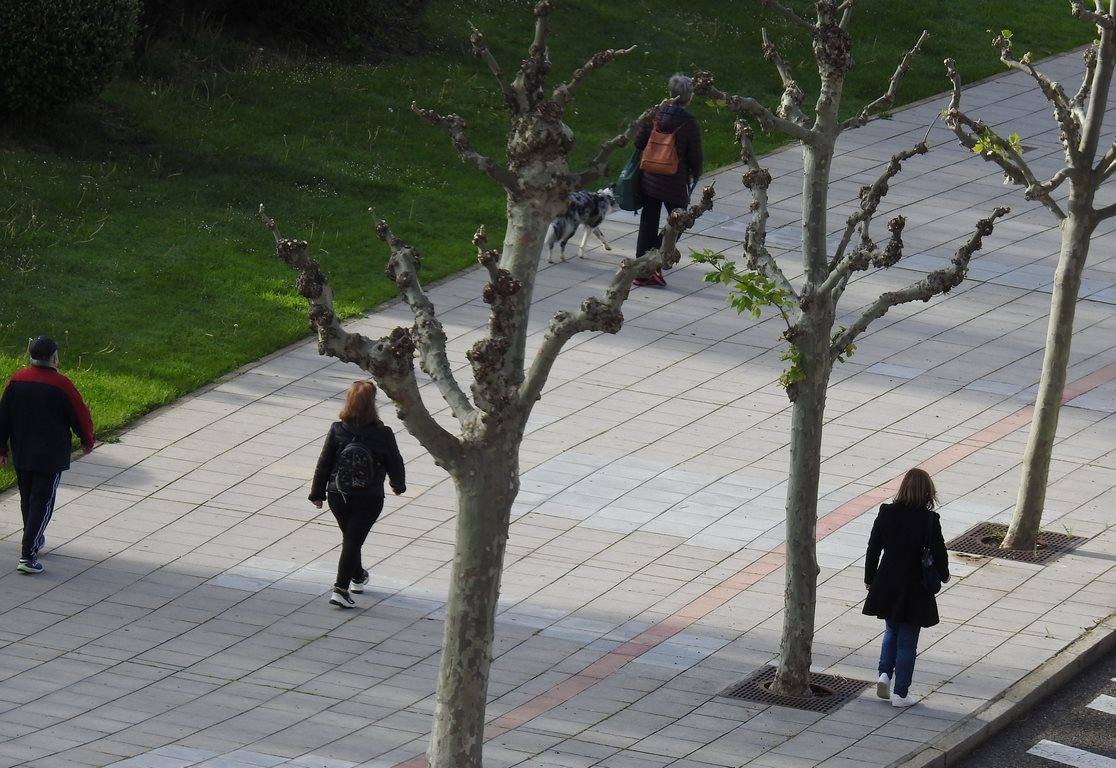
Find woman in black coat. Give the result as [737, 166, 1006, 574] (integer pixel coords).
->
[310, 380, 406, 609]
[863, 468, 949, 707]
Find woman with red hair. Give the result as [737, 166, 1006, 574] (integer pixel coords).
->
[310, 380, 406, 608]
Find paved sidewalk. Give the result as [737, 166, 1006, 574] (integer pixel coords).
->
[3, 49, 1116, 768]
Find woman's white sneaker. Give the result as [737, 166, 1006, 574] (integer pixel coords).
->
[329, 589, 355, 609]
[876, 673, 891, 699]
[890, 693, 917, 708]
[350, 569, 369, 594]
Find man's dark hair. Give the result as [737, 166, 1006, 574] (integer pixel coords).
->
[28, 336, 59, 363]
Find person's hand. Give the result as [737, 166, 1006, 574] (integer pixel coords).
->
[311, 499, 323, 509]
[392, 486, 406, 496]
[865, 583, 870, 591]
[0, 454, 6, 467]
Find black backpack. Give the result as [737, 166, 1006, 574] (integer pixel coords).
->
[332, 428, 382, 496]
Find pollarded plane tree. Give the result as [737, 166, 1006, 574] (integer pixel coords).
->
[260, 4, 713, 767]
[944, 2, 1116, 552]
[693, 0, 1008, 697]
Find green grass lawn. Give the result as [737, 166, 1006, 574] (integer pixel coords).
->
[0, 0, 1091, 488]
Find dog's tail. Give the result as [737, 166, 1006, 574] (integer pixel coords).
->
[543, 221, 557, 253]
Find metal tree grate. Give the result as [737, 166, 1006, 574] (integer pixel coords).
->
[719, 666, 871, 714]
[945, 522, 1088, 565]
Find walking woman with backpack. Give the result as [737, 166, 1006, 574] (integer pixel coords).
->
[310, 380, 406, 608]
[863, 468, 950, 707]
[632, 73, 703, 288]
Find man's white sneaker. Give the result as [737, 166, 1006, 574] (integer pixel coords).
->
[876, 673, 891, 699]
[891, 693, 917, 708]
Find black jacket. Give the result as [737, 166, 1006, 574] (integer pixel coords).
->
[635, 105, 703, 208]
[0, 365, 95, 473]
[863, 503, 950, 628]
[310, 421, 405, 501]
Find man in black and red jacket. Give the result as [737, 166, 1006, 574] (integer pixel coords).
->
[0, 336, 94, 574]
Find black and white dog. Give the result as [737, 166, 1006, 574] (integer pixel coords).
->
[544, 188, 619, 263]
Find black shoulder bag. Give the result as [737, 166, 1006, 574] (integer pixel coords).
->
[921, 511, 943, 595]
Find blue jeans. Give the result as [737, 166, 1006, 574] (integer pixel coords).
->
[879, 620, 920, 697]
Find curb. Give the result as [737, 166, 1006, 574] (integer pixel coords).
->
[889, 613, 1116, 768]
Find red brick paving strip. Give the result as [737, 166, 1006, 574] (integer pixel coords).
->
[394, 362, 1116, 766]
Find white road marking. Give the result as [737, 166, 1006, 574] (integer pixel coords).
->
[1087, 694, 1116, 716]
[1027, 740, 1116, 768]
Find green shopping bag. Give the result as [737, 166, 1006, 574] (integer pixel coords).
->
[614, 150, 643, 212]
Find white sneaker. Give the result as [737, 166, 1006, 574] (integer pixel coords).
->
[329, 589, 355, 609]
[350, 568, 369, 594]
[876, 673, 891, 699]
[891, 693, 917, 708]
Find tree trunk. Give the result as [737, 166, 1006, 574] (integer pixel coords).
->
[770, 332, 831, 697]
[1005, 202, 1094, 550]
[800, 141, 833, 284]
[500, 199, 555, 374]
[427, 446, 519, 768]
[769, 128, 835, 697]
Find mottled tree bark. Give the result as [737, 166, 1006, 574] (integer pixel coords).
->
[697, 0, 1007, 697]
[1006, 200, 1094, 549]
[946, 10, 1116, 551]
[770, 325, 830, 696]
[428, 447, 519, 767]
[263, 6, 713, 763]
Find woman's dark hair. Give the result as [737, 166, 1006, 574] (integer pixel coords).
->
[894, 468, 937, 510]
[339, 380, 379, 426]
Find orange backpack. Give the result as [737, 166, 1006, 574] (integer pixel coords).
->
[640, 122, 679, 175]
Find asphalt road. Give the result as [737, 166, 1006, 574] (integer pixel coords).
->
[955, 645, 1116, 768]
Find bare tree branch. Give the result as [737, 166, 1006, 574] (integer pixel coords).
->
[824, 141, 929, 293]
[1071, 0, 1116, 28]
[576, 102, 661, 188]
[693, 69, 816, 143]
[411, 104, 521, 192]
[472, 225, 500, 282]
[259, 207, 464, 467]
[512, 0, 554, 107]
[758, 0, 817, 31]
[1093, 40, 1116, 179]
[762, 28, 810, 128]
[1094, 200, 1116, 219]
[469, 24, 524, 113]
[520, 186, 715, 409]
[1071, 43, 1100, 121]
[991, 33, 1080, 157]
[841, 30, 929, 130]
[837, 0, 855, 29]
[736, 121, 798, 304]
[1040, 167, 1074, 194]
[1098, 142, 1116, 180]
[829, 206, 1010, 358]
[552, 45, 638, 109]
[944, 58, 1067, 220]
[830, 215, 908, 305]
[374, 217, 477, 426]
[467, 226, 525, 415]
